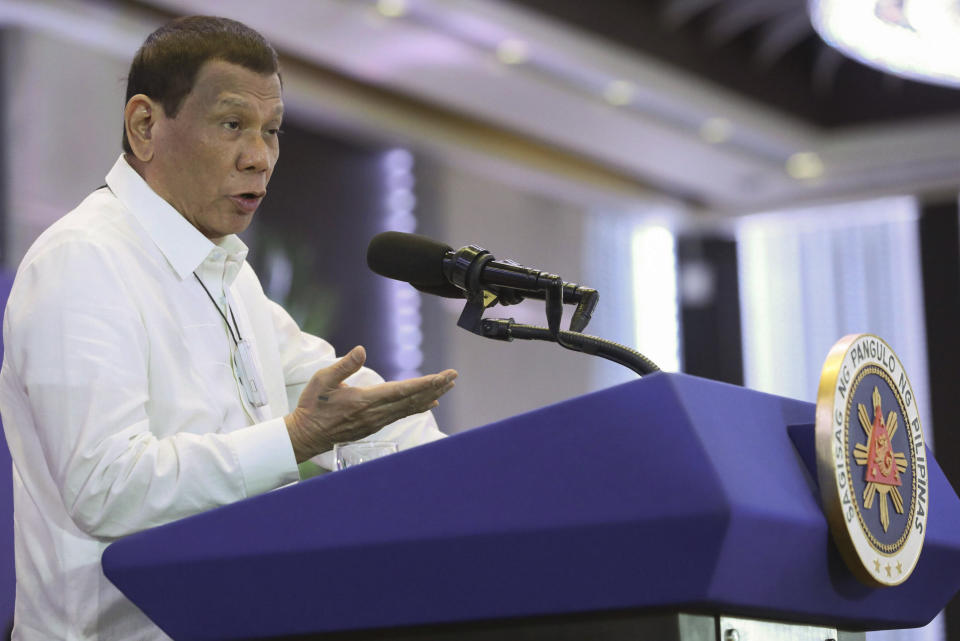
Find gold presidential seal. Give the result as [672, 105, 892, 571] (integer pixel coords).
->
[815, 334, 928, 587]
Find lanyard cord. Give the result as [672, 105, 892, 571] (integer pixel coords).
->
[193, 273, 243, 345]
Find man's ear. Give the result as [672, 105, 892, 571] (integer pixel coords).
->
[124, 94, 161, 162]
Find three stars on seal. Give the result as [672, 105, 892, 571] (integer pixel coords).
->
[853, 387, 908, 532]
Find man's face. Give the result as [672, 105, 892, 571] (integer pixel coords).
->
[147, 60, 283, 240]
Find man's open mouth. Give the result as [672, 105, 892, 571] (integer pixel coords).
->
[230, 193, 264, 213]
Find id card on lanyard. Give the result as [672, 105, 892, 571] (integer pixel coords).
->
[233, 338, 268, 408]
[194, 273, 268, 408]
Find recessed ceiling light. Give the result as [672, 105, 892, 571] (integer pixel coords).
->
[699, 117, 733, 144]
[603, 80, 636, 106]
[496, 39, 528, 65]
[786, 152, 825, 180]
[376, 0, 407, 18]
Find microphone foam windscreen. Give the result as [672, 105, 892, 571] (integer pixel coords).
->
[411, 282, 466, 299]
[366, 231, 452, 287]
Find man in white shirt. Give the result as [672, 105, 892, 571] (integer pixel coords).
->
[0, 15, 457, 640]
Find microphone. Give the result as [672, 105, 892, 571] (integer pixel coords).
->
[366, 231, 598, 331]
[366, 232, 465, 299]
[366, 232, 657, 375]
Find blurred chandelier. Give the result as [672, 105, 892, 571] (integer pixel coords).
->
[809, 0, 960, 89]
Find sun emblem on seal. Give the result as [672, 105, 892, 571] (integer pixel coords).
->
[853, 386, 909, 532]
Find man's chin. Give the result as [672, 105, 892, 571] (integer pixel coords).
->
[199, 212, 255, 241]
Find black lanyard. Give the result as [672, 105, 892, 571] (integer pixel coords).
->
[193, 273, 243, 345]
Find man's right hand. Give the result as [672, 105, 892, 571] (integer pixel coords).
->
[284, 345, 457, 463]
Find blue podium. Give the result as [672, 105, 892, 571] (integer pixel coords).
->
[102, 373, 960, 640]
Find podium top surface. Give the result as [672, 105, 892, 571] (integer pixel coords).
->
[103, 373, 960, 640]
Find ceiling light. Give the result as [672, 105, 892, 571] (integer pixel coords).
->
[496, 39, 528, 65]
[699, 117, 733, 144]
[786, 152, 825, 180]
[603, 80, 636, 106]
[809, 0, 960, 88]
[376, 0, 407, 18]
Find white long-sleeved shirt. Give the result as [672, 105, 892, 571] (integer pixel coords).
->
[0, 155, 444, 640]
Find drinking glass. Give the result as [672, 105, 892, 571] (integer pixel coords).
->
[333, 441, 398, 470]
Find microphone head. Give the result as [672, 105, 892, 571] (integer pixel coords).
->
[411, 282, 466, 299]
[367, 231, 464, 298]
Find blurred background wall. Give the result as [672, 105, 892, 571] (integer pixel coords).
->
[0, 0, 959, 639]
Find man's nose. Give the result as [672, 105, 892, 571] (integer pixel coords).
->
[238, 131, 272, 173]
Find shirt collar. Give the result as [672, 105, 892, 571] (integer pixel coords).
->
[105, 155, 249, 281]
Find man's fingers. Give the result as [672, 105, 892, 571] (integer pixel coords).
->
[367, 370, 457, 405]
[437, 369, 458, 385]
[372, 371, 458, 419]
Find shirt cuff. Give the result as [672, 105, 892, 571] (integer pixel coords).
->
[229, 417, 300, 496]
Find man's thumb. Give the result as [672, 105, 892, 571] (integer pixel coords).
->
[326, 345, 366, 385]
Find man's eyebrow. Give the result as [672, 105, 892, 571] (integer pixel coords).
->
[214, 97, 284, 119]
[214, 97, 252, 110]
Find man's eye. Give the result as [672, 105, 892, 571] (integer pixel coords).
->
[267, 128, 284, 136]
[223, 121, 241, 130]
